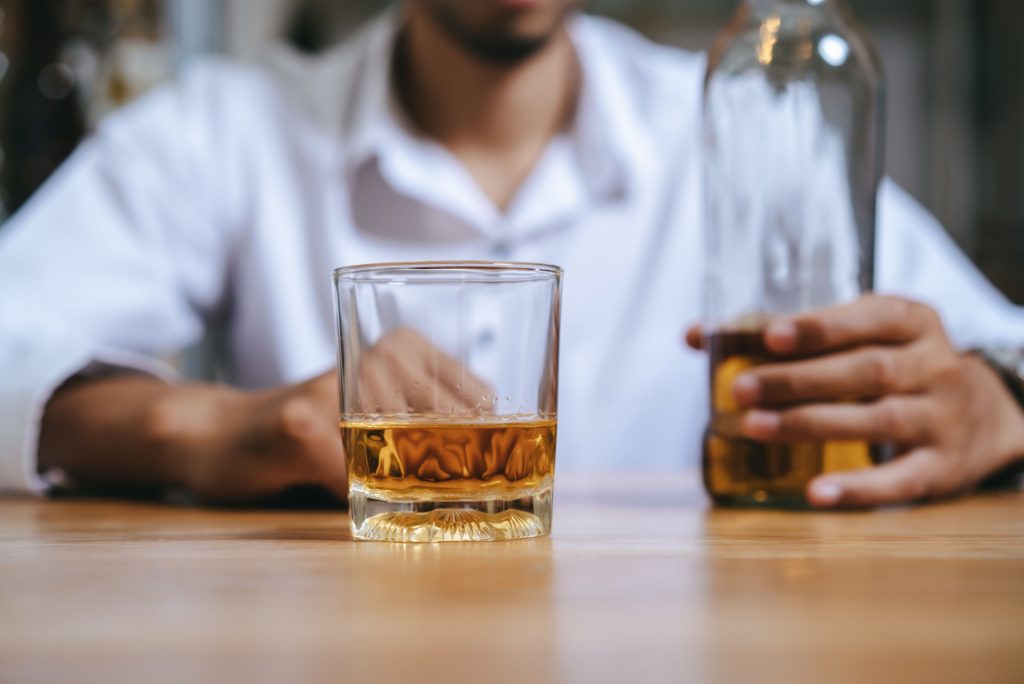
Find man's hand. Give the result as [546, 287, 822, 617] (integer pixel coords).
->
[38, 328, 492, 504]
[688, 295, 1024, 508]
[40, 372, 347, 504]
[153, 372, 346, 503]
[354, 327, 494, 415]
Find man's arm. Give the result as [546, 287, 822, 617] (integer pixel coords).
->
[0, 62, 246, 494]
[38, 374, 347, 502]
[36, 329, 488, 502]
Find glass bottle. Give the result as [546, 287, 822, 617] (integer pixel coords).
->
[701, 0, 885, 507]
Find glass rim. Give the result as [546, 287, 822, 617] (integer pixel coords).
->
[333, 260, 563, 283]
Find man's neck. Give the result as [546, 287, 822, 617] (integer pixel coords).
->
[396, 6, 580, 212]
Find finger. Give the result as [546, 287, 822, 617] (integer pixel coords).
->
[685, 325, 705, 350]
[735, 344, 932, 407]
[742, 397, 934, 444]
[412, 373, 468, 415]
[408, 349, 490, 413]
[806, 449, 938, 508]
[427, 347, 496, 410]
[405, 362, 471, 415]
[357, 351, 408, 413]
[307, 432, 348, 501]
[379, 340, 482, 414]
[765, 295, 941, 356]
[276, 398, 348, 499]
[378, 327, 495, 410]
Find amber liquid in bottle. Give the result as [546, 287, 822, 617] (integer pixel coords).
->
[702, 330, 882, 507]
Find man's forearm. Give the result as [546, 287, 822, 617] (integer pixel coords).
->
[37, 372, 346, 502]
[38, 376, 232, 491]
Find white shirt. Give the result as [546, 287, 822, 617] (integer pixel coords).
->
[2, 12, 1023, 493]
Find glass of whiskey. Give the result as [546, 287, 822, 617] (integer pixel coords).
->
[333, 262, 562, 542]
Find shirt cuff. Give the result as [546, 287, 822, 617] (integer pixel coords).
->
[0, 331, 179, 495]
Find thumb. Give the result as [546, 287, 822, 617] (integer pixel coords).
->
[303, 413, 347, 501]
[806, 449, 936, 508]
[271, 395, 347, 500]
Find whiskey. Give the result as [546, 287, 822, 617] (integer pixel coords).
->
[341, 417, 557, 541]
[703, 330, 881, 507]
[342, 418, 556, 501]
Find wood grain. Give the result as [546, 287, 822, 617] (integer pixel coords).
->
[1, 474, 1022, 684]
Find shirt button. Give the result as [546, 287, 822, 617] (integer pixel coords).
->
[492, 240, 511, 259]
[477, 328, 496, 348]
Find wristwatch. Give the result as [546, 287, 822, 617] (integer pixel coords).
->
[972, 348, 1024, 490]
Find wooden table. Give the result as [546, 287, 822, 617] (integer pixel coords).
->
[2, 474, 1022, 684]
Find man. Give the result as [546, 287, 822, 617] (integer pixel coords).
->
[1, 0, 1022, 507]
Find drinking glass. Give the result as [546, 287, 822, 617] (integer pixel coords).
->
[333, 261, 562, 542]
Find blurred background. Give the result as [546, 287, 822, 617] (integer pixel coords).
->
[0, 0, 1021, 303]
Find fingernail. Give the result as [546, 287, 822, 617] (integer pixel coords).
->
[810, 479, 842, 506]
[743, 410, 780, 437]
[766, 321, 798, 353]
[732, 374, 760, 405]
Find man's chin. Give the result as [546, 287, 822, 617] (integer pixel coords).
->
[424, 0, 573, 66]
[490, 0, 549, 9]
[455, 31, 554, 65]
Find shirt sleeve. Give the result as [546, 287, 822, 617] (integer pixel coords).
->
[0, 61, 246, 494]
[876, 179, 1024, 349]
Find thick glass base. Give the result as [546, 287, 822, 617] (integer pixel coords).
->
[349, 486, 552, 542]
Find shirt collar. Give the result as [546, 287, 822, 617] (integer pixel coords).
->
[337, 11, 647, 206]
[337, 10, 401, 179]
